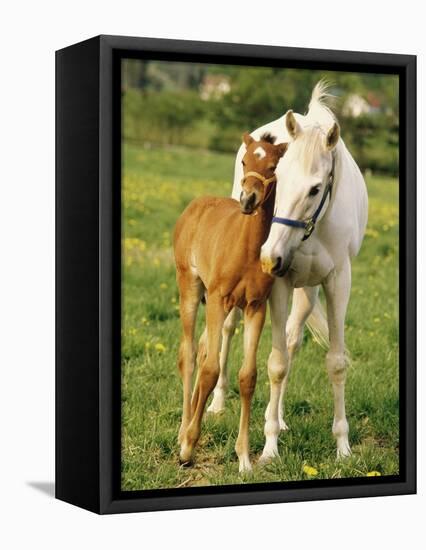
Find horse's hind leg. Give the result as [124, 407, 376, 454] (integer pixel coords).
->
[323, 260, 351, 458]
[176, 270, 203, 448]
[180, 293, 225, 464]
[265, 286, 319, 430]
[208, 307, 241, 414]
[235, 303, 266, 472]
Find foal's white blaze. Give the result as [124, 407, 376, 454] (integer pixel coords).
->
[254, 146, 266, 159]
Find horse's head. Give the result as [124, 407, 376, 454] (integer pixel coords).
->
[239, 132, 288, 215]
[260, 110, 340, 276]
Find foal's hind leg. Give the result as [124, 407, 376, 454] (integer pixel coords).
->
[180, 293, 225, 464]
[235, 303, 266, 472]
[208, 307, 241, 414]
[265, 286, 319, 430]
[176, 271, 203, 447]
[323, 261, 351, 458]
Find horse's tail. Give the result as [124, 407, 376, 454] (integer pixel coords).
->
[306, 297, 329, 350]
[306, 296, 352, 362]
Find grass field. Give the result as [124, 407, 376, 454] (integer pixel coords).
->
[121, 142, 399, 491]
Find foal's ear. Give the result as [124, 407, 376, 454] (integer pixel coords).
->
[326, 122, 340, 150]
[285, 110, 301, 139]
[277, 142, 289, 158]
[242, 132, 254, 147]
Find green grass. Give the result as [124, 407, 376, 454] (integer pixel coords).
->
[121, 142, 399, 491]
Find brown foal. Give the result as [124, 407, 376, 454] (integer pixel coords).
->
[173, 133, 287, 472]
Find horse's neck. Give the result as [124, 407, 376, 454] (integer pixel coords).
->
[241, 187, 276, 255]
[321, 140, 368, 258]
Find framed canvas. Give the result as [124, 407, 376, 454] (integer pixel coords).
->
[56, 35, 416, 514]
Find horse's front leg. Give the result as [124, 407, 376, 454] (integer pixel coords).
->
[235, 302, 266, 472]
[260, 277, 291, 463]
[265, 285, 319, 430]
[323, 259, 351, 458]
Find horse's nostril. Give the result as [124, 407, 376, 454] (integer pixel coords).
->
[272, 257, 282, 273]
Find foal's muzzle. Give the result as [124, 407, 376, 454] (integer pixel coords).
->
[240, 191, 258, 215]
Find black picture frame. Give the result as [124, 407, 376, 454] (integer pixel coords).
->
[56, 34, 416, 514]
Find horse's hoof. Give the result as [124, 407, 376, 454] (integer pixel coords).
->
[207, 404, 225, 415]
[336, 445, 352, 460]
[279, 419, 289, 431]
[258, 450, 279, 466]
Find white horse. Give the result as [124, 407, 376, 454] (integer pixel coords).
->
[207, 82, 368, 464]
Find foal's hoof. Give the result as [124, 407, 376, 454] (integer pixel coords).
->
[179, 457, 194, 468]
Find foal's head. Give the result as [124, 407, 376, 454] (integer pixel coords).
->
[240, 133, 288, 215]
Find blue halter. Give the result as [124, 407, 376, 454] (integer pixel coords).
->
[272, 151, 336, 241]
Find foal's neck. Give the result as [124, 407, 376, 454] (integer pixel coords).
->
[241, 185, 276, 254]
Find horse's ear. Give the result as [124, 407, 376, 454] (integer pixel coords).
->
[277, 142, 289, 158]
[242, 132, 254, 147]
[326, 122, 340, 150]
[285, 110, 301, 139]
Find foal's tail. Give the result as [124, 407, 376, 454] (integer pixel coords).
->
[306, 296, 351, 361]
[306, 297, 329, 350]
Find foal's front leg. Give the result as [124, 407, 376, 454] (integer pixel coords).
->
[235, 303, 266, 472]
[260, 277, 291, 463]
[323, 260, 351, 458]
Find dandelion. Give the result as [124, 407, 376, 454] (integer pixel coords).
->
[145, 342, 151, 350]
[155, 343, 166, 353]
[235, 328, 240, 335]
[366, 471, 381, 477]
[153, 258, 160, 267]
[373, 317, 380, 323]
[160, 283, 168, 290]
[171, 297, 177, 304]
[303, 465, 318, 477]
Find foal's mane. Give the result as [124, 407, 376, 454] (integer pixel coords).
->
[259, 132, 277, 144]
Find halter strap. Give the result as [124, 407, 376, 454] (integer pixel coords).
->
[241, 171, 277, 187]
[272, 150, 336, 241]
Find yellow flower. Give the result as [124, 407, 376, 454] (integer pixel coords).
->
[366, 471, 381, 477]
[155, 343, 166, 353]
[303, 465, 318, 477]
[160, 283, 168, 290]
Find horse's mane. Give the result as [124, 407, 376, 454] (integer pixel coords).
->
[292, 80, 338, 173]
[259, 132, 277, 144]
[306, 80, 337, 127]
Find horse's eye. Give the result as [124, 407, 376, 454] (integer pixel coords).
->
[309, 186, 320, 197]
[242, 160, 246, 167]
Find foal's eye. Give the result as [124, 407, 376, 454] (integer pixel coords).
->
[242, 160, 246, 167]
[309, 186, 320, 197]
